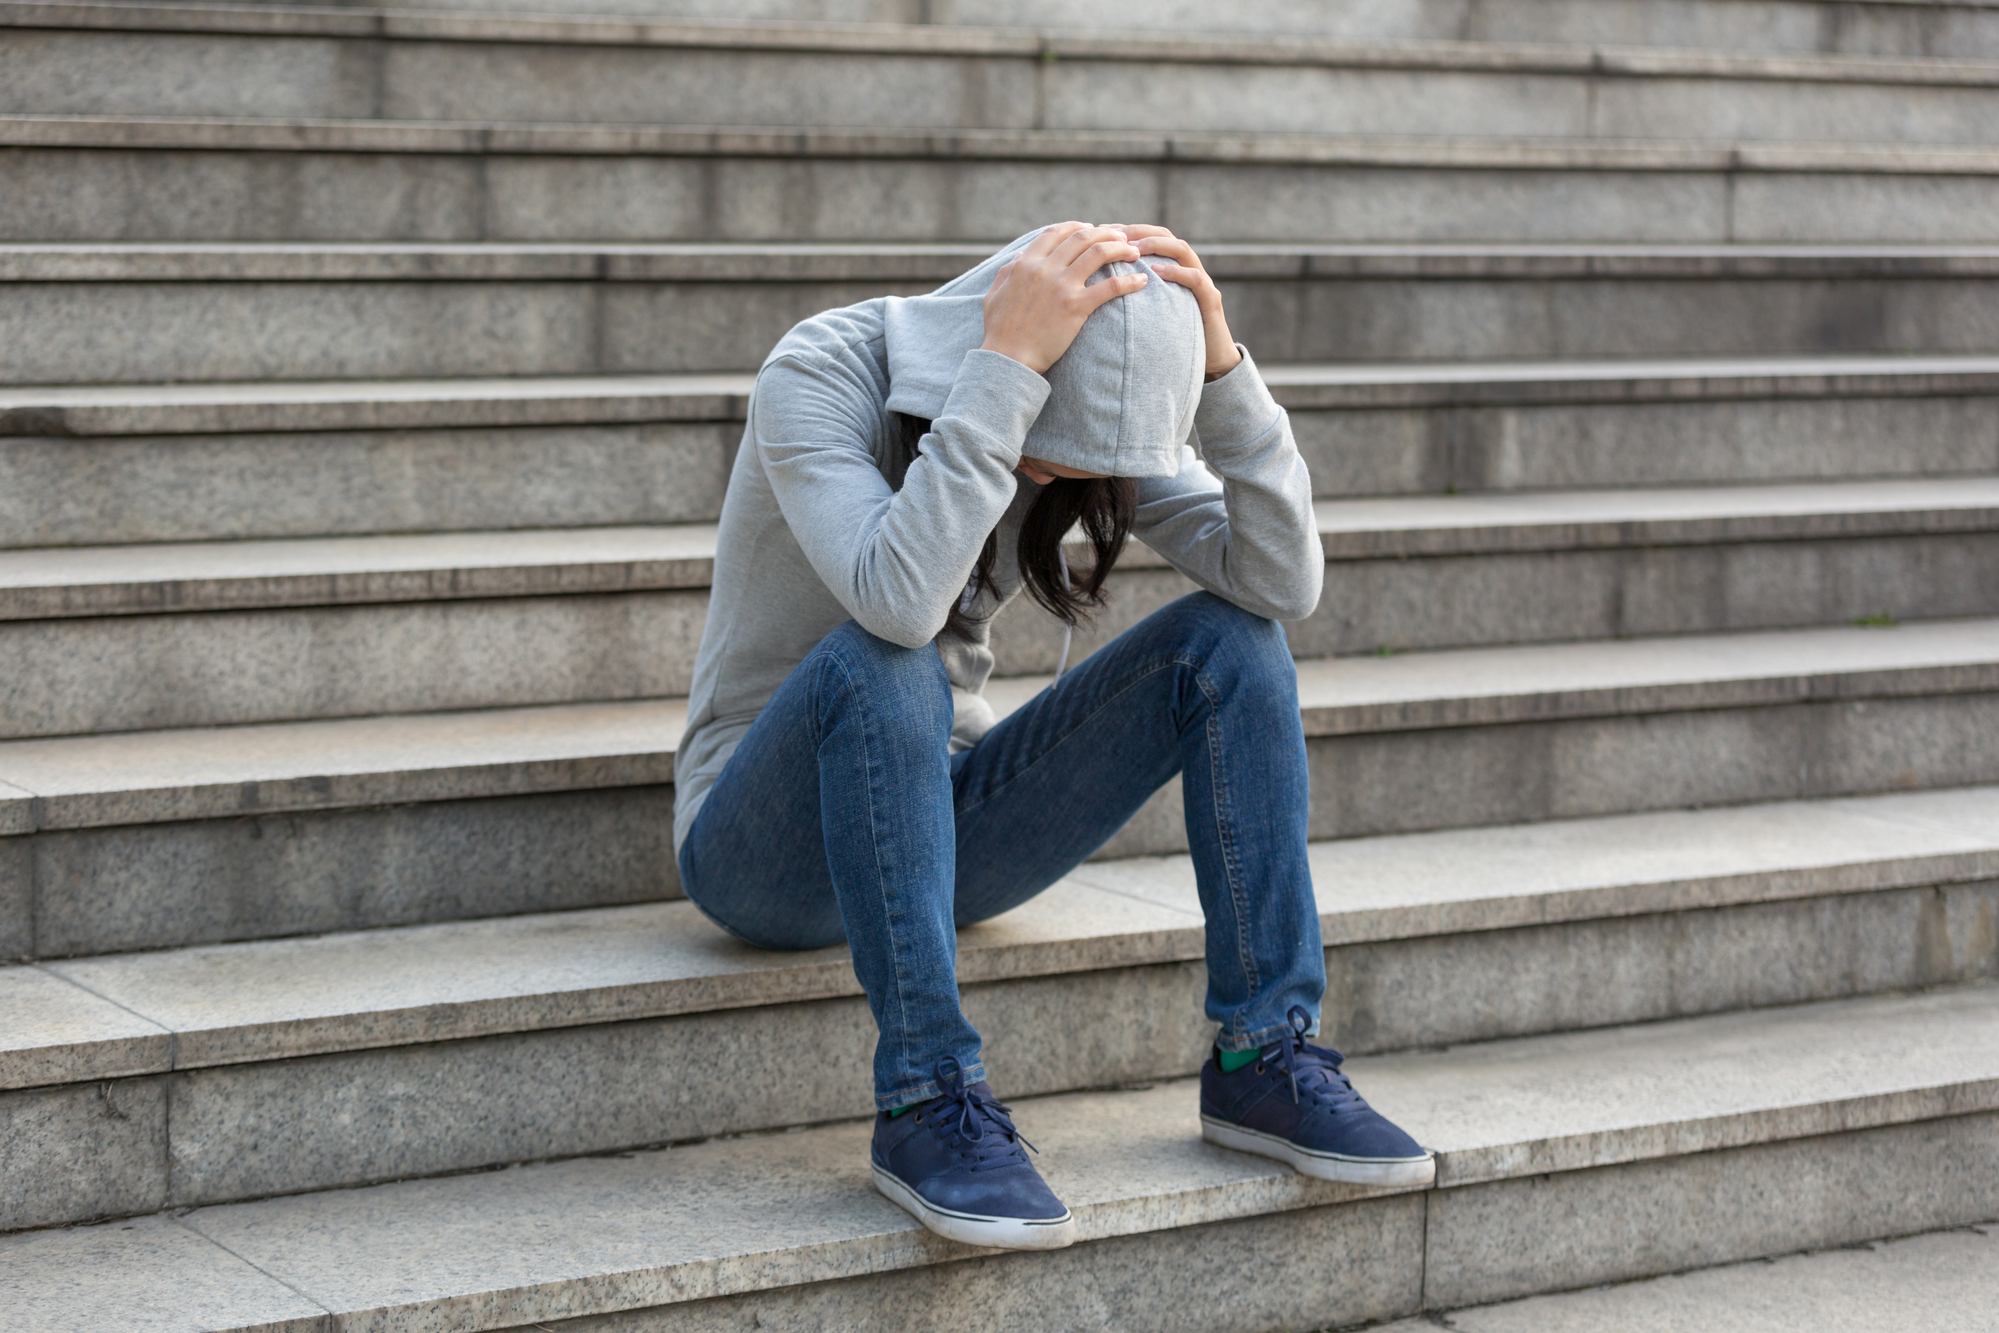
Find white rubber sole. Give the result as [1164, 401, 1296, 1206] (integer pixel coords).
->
[871, 1163, 1077, 1250]
[1201, 1115, 1437, 1188]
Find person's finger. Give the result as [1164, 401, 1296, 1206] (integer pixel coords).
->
[1082, 267, 1150, 311]
[1135, 234, 1204, 272]
[1065, 237, 1141, 281]
[1152, 263, 1223, 308]
[987, 259, 1016, 296]
[1048, 223, 1129, 268]
[1108, 223, 1175, 240]
[1020, 221, 1088, 265]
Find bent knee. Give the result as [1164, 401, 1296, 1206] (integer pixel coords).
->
[1165, 593, 1291, 674]
[811, 621, 953, 725]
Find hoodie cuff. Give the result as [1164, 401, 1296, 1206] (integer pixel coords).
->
[1193, 344, 1283, 457]
[937, 347, 1052, 465]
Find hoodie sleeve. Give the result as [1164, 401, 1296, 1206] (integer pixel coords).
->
[1128, 346, 1324, 623]
[754, 345, 1048, 648]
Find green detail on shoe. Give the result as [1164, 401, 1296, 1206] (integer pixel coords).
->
[888, 1103, 916, 1118]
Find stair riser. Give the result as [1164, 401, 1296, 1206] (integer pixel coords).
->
[5, 879, 1992, 1229]
[14, 787, 676, 959]
[6, 529, 1993, 737]
[9, 685, 1999, 954]
[6, 271, 1999, 385]
[0, 423, 739, 548]
[513, 1116, 1998, 1333]
[1425, 1112, 1999, 1310]
[1302, 393, 1999, 501]
[175, 0, 1999, 62]
[10, 146, 1999, 247]
[0, 593, 710, 740]
[10, 30, 1999, 145]
[9, 393, 1996, 547]
[1303, 691, 1999, 840]
[1006, 531, 1999, 669]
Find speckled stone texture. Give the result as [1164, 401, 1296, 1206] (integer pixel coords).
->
[1380, 1222, 1999, 1332]
[1289, 393, 1999, 497]
[0, 421, 738, 547]
[12, 21, 1999, 147]
[549, 1196, 1426, 1332]
[0, 1213, 328, 1333]
[0, 591, 708, 738]
[0, 836, 28, 956]
[9, 268, 1999, 386]
[1422, 1110, 1999, 1308]
[0, 1077, 166, 1230]
[16, 145, 1999, 248]
[27, 785, 678, 957]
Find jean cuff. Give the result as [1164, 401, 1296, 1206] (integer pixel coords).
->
[1215, 1016, 1317, 1053]
[877, 1060, 988, 1113]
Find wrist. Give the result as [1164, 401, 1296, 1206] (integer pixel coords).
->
[1204, 345, 1243, 382]
[980, 338, 1050, 376]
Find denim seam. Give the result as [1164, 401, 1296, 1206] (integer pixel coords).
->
[819, 646, 921, 1094]
[954, 651, 1206, 820]
[1197, 664, 1261, 1047]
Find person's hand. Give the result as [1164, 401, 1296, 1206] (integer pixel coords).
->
[981, 222, 1147, 375]
[1117, 225, 1242, 380]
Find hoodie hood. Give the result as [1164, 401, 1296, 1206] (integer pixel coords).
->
[882, 227, 1205, 479]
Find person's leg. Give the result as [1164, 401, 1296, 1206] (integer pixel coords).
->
[678, 619, 984, 1111]
[951, 590, 1325, 1052]
[682, 619, 1075, 1249]
[950, 590, 1430, 1187]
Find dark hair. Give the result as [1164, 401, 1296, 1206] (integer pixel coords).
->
[892, 413, 1135, 641]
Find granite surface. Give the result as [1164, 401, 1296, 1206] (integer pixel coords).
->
[1423, 1111, 1999, 1307]
[14, 785, 1997, 1078]
[0, 697, 685, 829]
[1381, 1221, 1999, 1332]
[0, 589, 708, 739]
[0, 1213, 327, 1333]
[7, 262, 1999, 385]
[0, 963, 168, 1089]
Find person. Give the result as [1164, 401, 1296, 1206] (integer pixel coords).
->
[674, 222, 1433, 1250]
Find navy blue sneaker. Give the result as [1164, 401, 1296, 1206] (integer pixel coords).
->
[1201, 1007, 1435, 1187]
[871, 1057, 1076, 1250]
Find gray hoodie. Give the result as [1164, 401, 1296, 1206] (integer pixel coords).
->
[673, 229, 1324, 854]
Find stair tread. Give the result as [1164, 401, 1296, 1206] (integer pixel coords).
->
[9, 784, 1999, 1088]
[9, 355, 1999, 436]
[6, 982, 1994, 1333]
[7, 477, 1997, 615]
[5, 617, 1997, 833]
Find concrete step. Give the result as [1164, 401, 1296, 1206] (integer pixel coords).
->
[5, 478, 1998, 736]
[7, 242, 1999, 383]
[100, 0, 1999, 62]
[7, 3, 1999, 144]
[8, 359, 1999, 545]
[5, 984, 1996, 1327]
[7, 618, 1999, 955]
[1378, 1223, 1999, 1333]
[5, 785, 1996, 1227]
[11, 115, 1999, 245]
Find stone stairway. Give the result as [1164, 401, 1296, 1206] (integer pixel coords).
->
[4, 0, 1998, 1327]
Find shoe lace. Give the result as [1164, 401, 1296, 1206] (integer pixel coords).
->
[1267, 1005, 1367, 1114]
[919, 1056, 1038, 1170]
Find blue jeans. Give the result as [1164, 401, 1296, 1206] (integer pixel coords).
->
[677, 591, 1326, 1111]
